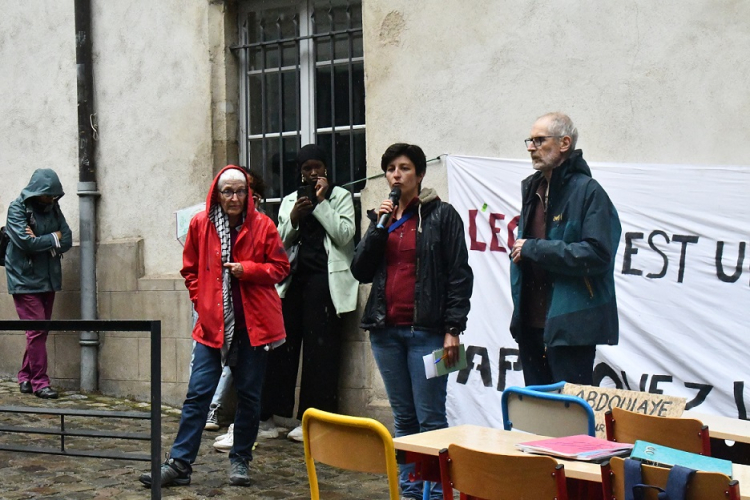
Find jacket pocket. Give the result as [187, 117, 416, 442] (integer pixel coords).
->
[328, 259, 350, 273]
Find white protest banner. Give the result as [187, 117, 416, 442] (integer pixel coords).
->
[444, 155, 750, 428]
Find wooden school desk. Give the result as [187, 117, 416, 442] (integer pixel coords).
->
[393, 425, 750, 499]
[684, 410, 750, 464]
[683, 410, 750, 444]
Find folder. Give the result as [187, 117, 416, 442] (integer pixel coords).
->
[423, 344, 467, 379]
[516, 435, 632, 461]
[630, 440, 733, 477]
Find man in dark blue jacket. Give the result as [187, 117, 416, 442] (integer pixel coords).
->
[510, 113, 621, 386]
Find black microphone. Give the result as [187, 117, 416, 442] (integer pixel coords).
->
[377, 187, 401, 229]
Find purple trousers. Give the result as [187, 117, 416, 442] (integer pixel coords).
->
[14, 291, 56, 392]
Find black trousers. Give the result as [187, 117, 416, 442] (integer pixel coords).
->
[517, 326, 596, 386]
[261, 272, 342, 420]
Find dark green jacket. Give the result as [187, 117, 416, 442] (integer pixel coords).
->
[510, 150, 621, 347]
[5, 169, 73, 294]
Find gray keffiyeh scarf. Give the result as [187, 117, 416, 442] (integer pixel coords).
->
[209, 203, 243, 366]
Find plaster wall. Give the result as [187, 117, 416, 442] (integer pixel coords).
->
[0, 1, 79, 234]
[0, 0, 237, 405]
[91, 0, 217, 277]
[361, 0, 750, 208]
[0, 0, 236, 276]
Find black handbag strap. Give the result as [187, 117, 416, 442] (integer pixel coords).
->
[663, 465, 697, 500]
[624, 459, 697, 500]
[624, 459, 644, 500]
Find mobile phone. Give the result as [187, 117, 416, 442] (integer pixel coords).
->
[297, 185, 318, 206]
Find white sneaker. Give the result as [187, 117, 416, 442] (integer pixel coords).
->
[287, 425, 304, 442]
[215, 423, 233, 442]
[213, 425, 233, 452]
[257, 419, 279, 439]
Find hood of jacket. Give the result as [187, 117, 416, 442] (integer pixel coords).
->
[205, 165, 256, 225]
[557, 149, 590, 179]
[523, 149, 591, 199]
[549, 149, 590, 186]
[21, 169, 65, 202]
[418, 187, 439, 205]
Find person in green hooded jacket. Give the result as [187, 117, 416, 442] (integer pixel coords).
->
[5, 168, 73, 399]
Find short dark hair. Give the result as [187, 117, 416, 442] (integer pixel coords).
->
[243, 168, 266, 199]
[381, 143, 427, 176]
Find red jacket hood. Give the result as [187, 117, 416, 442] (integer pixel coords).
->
[206, 165, 256, 225]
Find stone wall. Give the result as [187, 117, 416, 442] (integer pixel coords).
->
[0, 240, 192, 406]
[0, 238, 386, 420]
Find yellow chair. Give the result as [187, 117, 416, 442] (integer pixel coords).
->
[302, 408, 400, 500]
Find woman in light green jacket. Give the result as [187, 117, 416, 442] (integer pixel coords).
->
[261, 145, 359, 441]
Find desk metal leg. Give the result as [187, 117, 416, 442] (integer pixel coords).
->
[402, 451, 441, 483]
[398, 450, 442, 498]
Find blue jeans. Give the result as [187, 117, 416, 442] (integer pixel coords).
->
[370, 327, 447, 500]
[190, 341, 233, 407]
[189, 307, 234, 407]
[170, 331, 267, 467]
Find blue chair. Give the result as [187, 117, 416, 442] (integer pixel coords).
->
[501, 383, 596, 437]
[525, 380, 567, 393]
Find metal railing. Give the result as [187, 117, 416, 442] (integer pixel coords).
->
[0, 319, 162, 499]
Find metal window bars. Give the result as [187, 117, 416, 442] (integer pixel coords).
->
[234, 1, 365, 213]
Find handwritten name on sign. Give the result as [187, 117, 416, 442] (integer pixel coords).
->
[562, 384, 687, 438]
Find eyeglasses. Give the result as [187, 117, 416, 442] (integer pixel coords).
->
[219, 189, 248, 199]
[524, 136, 562, 148]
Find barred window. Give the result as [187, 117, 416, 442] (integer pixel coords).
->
[237, 0, 365, 222]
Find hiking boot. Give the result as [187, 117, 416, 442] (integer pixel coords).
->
[205, 403, 221, 431]
[229, 458, 251, 486]
[139, 456, 191, 487]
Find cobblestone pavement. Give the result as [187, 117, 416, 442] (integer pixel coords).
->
[0, 379, 391, 499]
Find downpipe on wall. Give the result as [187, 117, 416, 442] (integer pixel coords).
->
[75, 0, 100, 392]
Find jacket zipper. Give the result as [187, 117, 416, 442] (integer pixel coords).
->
[584, 276, 594, 298]
[413, 217, 421, 327]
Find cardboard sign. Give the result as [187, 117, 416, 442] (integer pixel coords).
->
[562, 384, 687, 438]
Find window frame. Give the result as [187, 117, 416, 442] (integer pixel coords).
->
[236, 0, 365, 214]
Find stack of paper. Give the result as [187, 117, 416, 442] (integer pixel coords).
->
[516, 435, 633, 462]
[422, 344, 467, 379]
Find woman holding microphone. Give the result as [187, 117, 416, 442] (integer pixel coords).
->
[351, 143, 473, 500]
